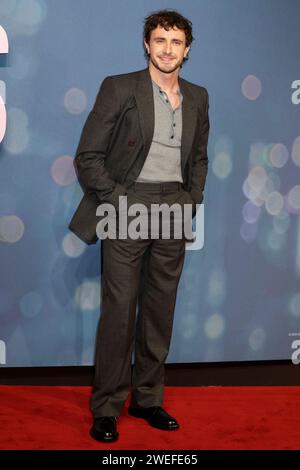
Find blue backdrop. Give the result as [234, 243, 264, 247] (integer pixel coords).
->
[0, 0, 300, 366]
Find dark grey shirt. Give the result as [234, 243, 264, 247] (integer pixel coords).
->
[135, 79, 183, 183]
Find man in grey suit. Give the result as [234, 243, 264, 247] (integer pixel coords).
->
[69, 9, 209, 442]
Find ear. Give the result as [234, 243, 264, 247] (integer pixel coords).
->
[184, 45, 191, 58]
[144, 39, 150, 54]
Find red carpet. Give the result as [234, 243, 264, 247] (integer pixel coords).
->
[0, 385, 300, 450]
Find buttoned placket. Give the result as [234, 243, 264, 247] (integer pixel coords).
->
[156, 84, 182, 141]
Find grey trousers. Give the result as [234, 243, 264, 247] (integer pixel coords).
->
[91, 182, 189, 417]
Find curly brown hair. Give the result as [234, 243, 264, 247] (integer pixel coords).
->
[143, 9, 194, 63]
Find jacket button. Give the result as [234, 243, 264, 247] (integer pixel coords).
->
[128, 140, 135, 146]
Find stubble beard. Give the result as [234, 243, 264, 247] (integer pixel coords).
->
[149, 55, 183, 74]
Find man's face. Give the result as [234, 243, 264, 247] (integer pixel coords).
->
[144, 25, 190, 74]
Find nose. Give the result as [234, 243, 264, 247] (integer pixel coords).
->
[163, 42, 173, 55]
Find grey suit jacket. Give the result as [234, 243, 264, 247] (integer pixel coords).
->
[69, 67, 209, 244]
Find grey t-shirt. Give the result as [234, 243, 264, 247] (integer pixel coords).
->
[135, 79, 183, 183]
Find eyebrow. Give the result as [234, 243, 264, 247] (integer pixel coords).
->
[153, 37, 183, 43]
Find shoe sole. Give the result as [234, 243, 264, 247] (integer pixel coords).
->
[128, 409, 179, 431]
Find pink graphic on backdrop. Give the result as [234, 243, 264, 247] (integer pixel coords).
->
[0, 25, 8, 143]
[0, 92, 6, 143]
[51, 155, 77, 186]
[0, 25, 8, 53]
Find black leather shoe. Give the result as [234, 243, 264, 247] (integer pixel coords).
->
[90, 416, 119, 442]
[128, 406, 179, 431]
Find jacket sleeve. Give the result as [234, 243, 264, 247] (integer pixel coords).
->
[73, 77, 127, 207]
[189, 88, 210, 206]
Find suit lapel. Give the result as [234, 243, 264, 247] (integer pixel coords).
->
[134, 68, 154, 160]
[178, 76, 198, 169]
[134, 67, 198, 170]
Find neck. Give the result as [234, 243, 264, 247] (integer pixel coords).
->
[148, 62, 180, 93]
